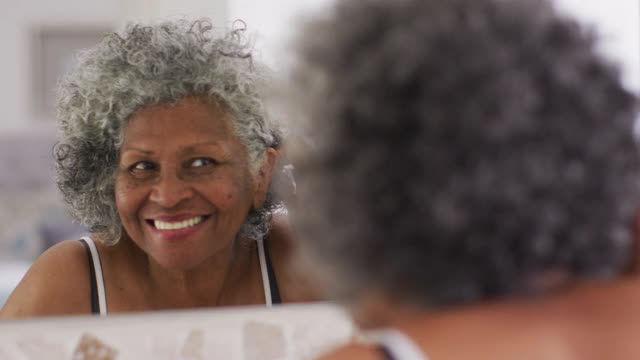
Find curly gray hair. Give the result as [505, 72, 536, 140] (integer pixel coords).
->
[55, 19, 282, 245]
[290, 0, 640, 308]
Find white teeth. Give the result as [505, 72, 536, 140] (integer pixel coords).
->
[154, 216, 204, 230]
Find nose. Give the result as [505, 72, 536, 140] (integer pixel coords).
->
[149, 172, 194, 208]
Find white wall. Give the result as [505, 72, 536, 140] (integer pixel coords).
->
[229, 0, 640, 147]
[228, 0, 333, 73]
[228, 0, 639, 92]
[122, 0, 226, 27]
[553, 0, 639, 94]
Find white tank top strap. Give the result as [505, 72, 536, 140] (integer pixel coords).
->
[256, 238, 273, 307]
[363, 328, 429, 360]
[80, 237, 273, 312]
[81, 236, 108, 315]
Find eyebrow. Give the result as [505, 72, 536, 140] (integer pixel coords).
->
[183, 141, 226, 152]
[120, 147, 154, 155]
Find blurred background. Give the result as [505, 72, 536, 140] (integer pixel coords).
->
[0, 0, 637, 308]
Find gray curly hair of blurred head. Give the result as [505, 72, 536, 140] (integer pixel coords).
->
[55, 18, 283, 246]
[290, 0, 640, 309]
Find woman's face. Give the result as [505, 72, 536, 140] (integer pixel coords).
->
[115, 97, 274, 270]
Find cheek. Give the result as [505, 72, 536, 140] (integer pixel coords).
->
[204, 175, 253, 210]
[208, 185, 243, 209]
[114, 177, 143, 217]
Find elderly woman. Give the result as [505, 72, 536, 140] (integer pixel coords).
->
[289, 0, 640, 359]
[0, 19, 311, 318]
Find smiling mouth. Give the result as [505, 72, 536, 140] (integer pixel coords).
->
[149, 216, 207, 231]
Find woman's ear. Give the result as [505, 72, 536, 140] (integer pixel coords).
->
[253, 147, 278, 209]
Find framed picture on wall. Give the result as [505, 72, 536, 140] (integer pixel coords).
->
[31, 26, 111, 121]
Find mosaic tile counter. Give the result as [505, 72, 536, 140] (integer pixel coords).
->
[0, 303, 354, 360]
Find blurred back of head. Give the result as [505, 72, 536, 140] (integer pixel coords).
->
[289, 0, 640, 309]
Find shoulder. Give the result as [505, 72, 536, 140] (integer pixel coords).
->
[266, 213, 322, 302]
[0, 239, 92, 318]
[317, 343, 383, 360]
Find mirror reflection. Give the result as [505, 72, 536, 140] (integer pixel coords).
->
[0, 16, 321, 318]
[0, 0, 337, 317]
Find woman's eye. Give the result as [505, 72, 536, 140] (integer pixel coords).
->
[191, 158, 216, 168]
[129, 161, 156, 172]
